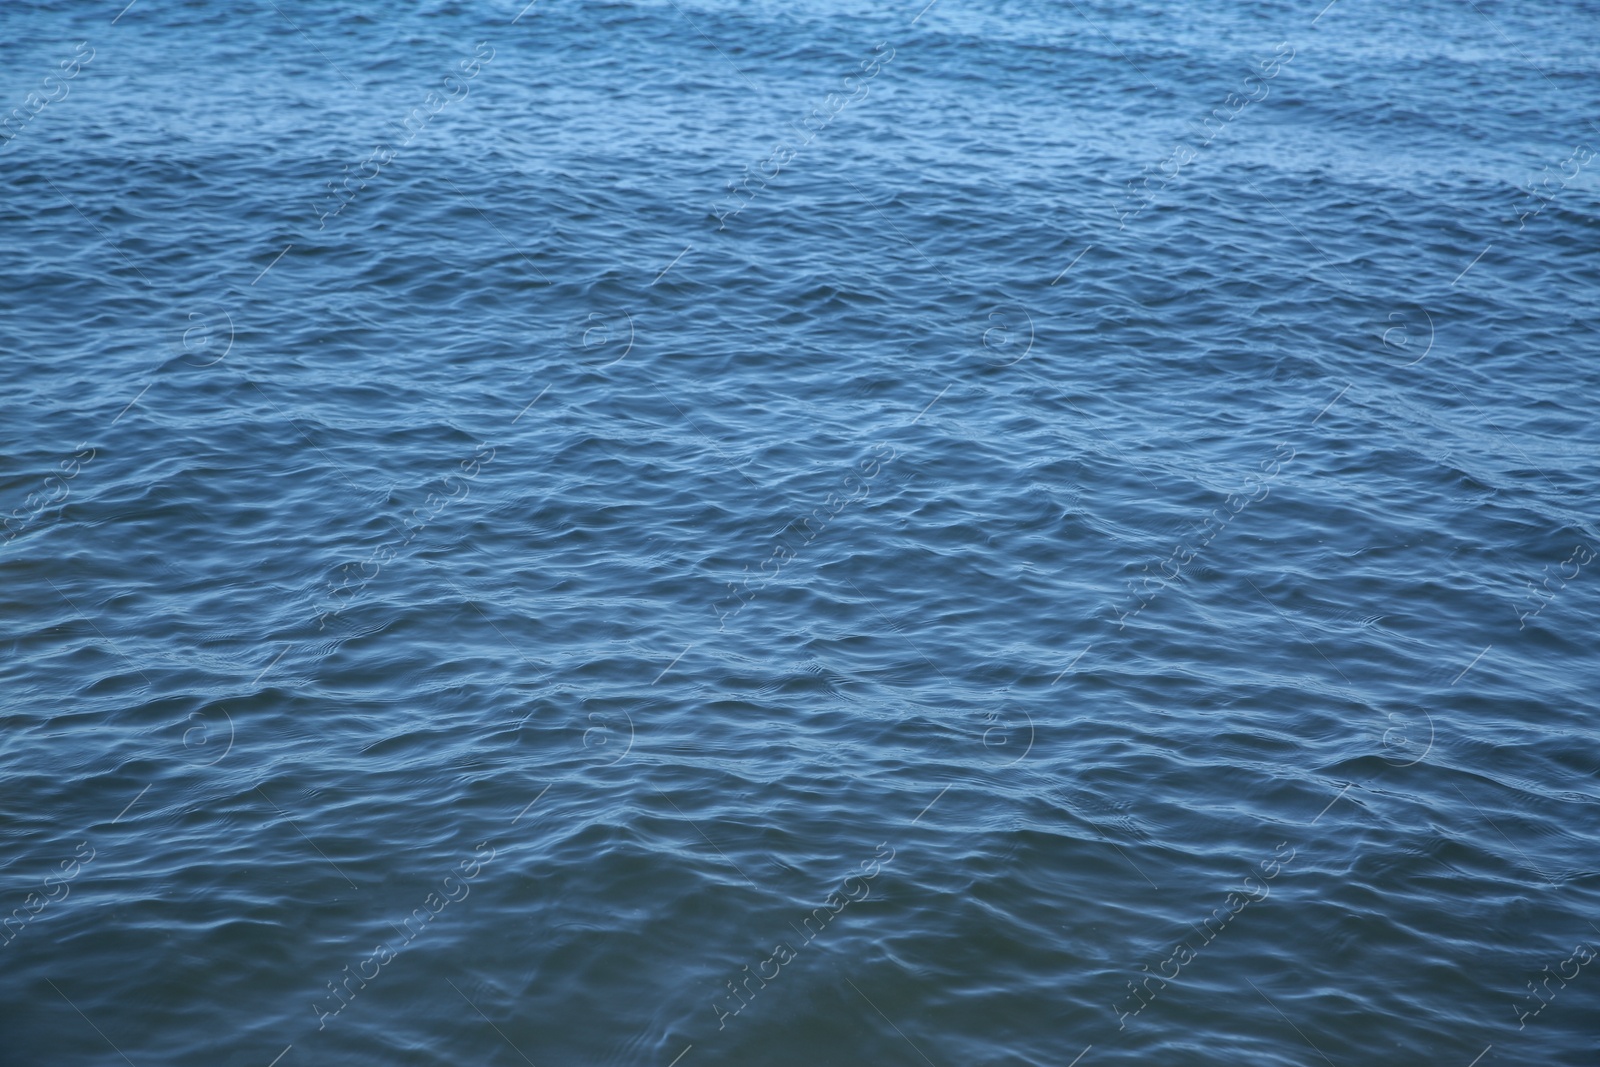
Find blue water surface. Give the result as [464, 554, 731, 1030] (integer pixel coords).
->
[3, 0, 1599, 1064]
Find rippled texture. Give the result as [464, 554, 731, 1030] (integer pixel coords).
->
[3, 0, 1599, 1064]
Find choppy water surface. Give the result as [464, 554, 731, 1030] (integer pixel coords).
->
[3, 0, 1599, 1064]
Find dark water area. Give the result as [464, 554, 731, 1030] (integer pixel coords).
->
[3, 0, 1599, 1064]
